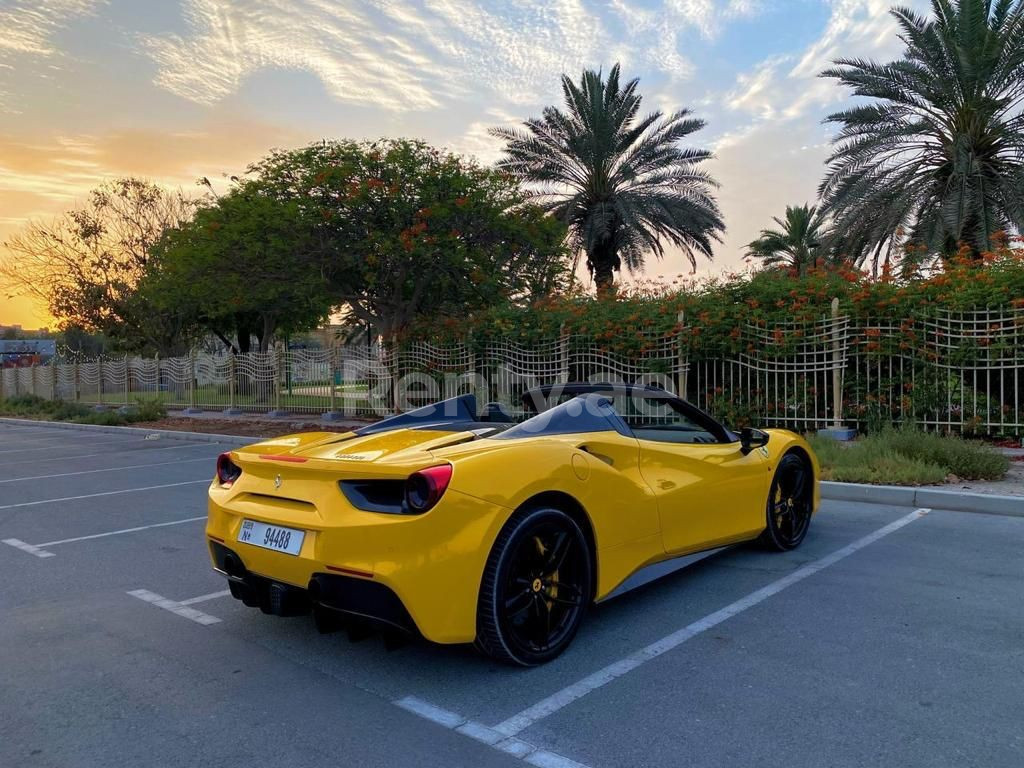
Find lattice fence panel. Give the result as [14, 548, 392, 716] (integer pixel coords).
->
[689, 314, 849, 430]
[6, 310, 1023, 436]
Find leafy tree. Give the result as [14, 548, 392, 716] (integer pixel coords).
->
[746, 204, 827, 275]
[820, 0, 1024, 268]
[247, 138, 569, 340]
[0, 178, 198, 354]
[143, 183, 332, 353]
[491, 63, 724, 292]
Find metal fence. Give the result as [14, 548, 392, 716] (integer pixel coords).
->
[1, 305, 1022, 435]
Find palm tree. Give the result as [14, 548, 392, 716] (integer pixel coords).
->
[820, 0, 1024, 267]
[746, 204, 827, 275]
[491, 64, 724, 292]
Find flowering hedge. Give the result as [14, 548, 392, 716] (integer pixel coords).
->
[406, 241, 1024, 358]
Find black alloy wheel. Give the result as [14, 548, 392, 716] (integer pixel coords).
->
[760, 453, 813, 551]
[476, 507, 592, 666]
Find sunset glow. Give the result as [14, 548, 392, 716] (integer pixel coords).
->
[0, 0, 925, 327]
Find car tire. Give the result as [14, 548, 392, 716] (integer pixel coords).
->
[476, 506, 593, 666]
[759, 452, 814, 551]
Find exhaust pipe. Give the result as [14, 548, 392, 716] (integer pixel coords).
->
[223, 553, 245, 578]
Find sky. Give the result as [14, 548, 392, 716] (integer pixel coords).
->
[0, 0, 927, 329]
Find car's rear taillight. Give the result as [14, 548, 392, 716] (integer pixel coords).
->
[405, 464, 452, 513]
[216, 452, 242, 487]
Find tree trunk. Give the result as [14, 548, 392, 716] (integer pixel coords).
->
[589, 241, 617, 295]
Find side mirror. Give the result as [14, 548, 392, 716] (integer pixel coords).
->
[740, 427, 770, 455]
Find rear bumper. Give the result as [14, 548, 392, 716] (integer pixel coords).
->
[205, 487, 509, 643]
[210, 540, 418, 634]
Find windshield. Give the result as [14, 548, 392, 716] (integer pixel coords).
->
[492, 394, 630, 439]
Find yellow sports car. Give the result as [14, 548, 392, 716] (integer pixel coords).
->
[206, 383, 819, 665]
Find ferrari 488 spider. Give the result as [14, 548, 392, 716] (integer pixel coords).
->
[206, 383, 819, 665]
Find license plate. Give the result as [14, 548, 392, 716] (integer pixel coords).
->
[237, 520, 305, 556]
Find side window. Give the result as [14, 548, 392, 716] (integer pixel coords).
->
[619, 396, 722, 445]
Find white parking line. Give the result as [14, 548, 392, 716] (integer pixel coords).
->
[0, 457, 215, 484]
[2, 516, 208, 558]
[493, 508, 931, 738]
[179, 590, 231, 605]
[0, 436, 140, 455]
[1, 538, 56, 558]
[41, 516, 208, 546]
[0, 479, 209, 510]
[127, 589, 222, 625]
[0, 441, 213, 468]
[395, 696, 590, 768]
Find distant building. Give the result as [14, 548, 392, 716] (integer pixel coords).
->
[0, 339, 56, 367]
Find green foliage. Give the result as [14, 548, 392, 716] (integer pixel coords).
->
[746, 204, 827, 276]
[132, 396, 168, 422]
[0, 395, 166, 425]
[246, 138, 570, 339]
[820, 0, 1024, 268]
[408, 247, 1024, 357]
[0, 394, 54, 415]
[808, 427, 1009, 485]
[143, 183, 332, 353]
[808, 434, 949, 484]
[881, 428, 1010, 479]
[491, 63, 723, 290]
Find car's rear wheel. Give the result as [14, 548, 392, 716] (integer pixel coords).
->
[760, 453, 813, 551]
[476, 507, 592, 666]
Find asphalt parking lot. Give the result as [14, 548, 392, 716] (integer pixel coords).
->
[1, 420, 1022, 768]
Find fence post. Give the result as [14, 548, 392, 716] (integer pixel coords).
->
[558, 323, 569, 383]
[274, 344, 283, 415]
[0, 365, 4, 401]
[229, 354, 236, 412]
[154, 354, 160, 401]
[390, 336, 400, 414]
[189, 351, 197, 411]
[73, 360, 80, 402]
[97, 357, 104, 407]
[51, 362, 58, 401]
[831, 297, 842, 429]
[676, 310, 687, 397]
[328, 349, 336, 415]
[31, 364, 38, 398]
[467, 340, 477, 403]
[123, 355, 130, 407]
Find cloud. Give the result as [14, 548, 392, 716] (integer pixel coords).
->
[724, 0, 930, 125]
[0, 0, 106, 111]
[141, 0, 768, 111]
[0, 116, 308, 241]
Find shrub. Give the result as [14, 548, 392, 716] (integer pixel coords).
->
[808, 433, 947, 485]
[73, 410, 130, 426]
[807, 427, 1010, 485]
[0, 394, 54, 416]
[131, 396, 168, 422]
[51, 401, 92, 420]
[882, 428, 1010, 480]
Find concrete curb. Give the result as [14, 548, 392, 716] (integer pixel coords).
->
[0, 417, 248, 445]
[822, 481, 1023, 517]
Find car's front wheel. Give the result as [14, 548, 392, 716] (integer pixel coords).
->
[476, 507, 592, 666]
[760, 452, 813, 551]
